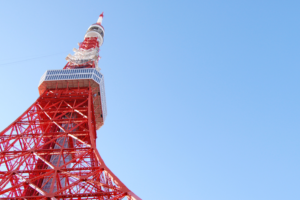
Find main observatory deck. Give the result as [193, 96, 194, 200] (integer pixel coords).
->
[38, 68, 107, 130]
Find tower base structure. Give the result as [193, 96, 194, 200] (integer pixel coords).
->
[0, 85, 140, 200]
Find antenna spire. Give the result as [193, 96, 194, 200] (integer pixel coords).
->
[97, 12, 104, 25]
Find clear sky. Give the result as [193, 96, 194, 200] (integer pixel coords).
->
[0, 1, 299, 199]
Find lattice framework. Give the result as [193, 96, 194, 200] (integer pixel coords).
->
[0, 87, 140, 200]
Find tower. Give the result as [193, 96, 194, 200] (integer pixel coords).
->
[0, 14, 141, 200]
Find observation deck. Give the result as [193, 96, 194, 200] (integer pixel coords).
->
[38, 68, 107, 129]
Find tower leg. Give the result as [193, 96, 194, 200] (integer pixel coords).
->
[0, 87, 140, 200]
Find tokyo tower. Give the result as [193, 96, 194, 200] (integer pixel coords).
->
[0, 13, 141, 200]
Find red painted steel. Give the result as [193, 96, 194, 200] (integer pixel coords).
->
[64, 37, 100, 69]
[0, 88, 140, 199]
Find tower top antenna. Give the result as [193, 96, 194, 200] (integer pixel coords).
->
[97, 12, 104, 25]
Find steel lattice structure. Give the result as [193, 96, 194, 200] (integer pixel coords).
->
[0, 13, 141, 200]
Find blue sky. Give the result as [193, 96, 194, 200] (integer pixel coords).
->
[0, 1, 299, 199]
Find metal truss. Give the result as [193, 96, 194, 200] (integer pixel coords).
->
[0, 87, 140, 200]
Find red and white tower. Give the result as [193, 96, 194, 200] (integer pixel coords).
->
[0, 14, 141, 200]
